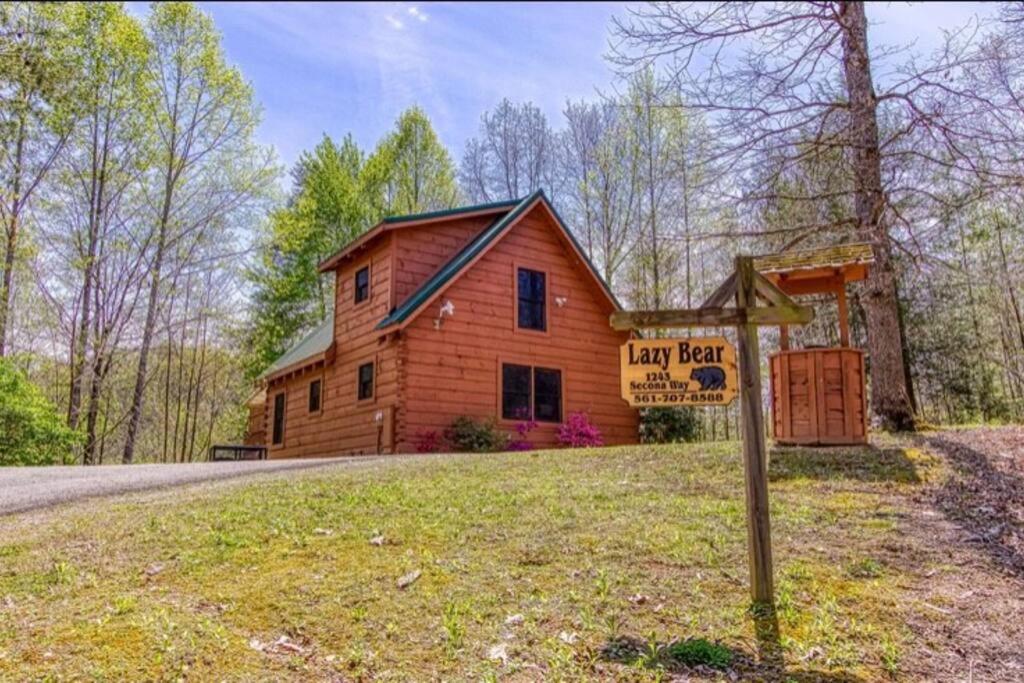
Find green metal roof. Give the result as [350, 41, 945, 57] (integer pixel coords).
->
[375, 189, 621, 330]
[380, 197, 520, 225]
[260, 316, 333, 379]
[319, 198, 523, 273]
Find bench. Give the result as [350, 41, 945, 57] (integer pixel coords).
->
[208, 445, 267, 462]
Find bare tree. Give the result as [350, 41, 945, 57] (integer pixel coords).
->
[460, 99, 560, 202]
[562, 100, 643, 286]
[611, 1, 1012, 430]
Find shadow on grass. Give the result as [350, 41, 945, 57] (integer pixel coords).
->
[921, 433, 1024, 578]
[768, 445, 920, 484]
[600, 605, 864, 681]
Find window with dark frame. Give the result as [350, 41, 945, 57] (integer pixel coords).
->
[501, 364, 531, 420]
[533, 367, 562, 422]
[354, 265, 370, 304]
[272, 392, 285, 445]
[516, 267, 546, 331]
[501, 363, 562, 423]
[357, 362, 374, 400]
[308, 378, 322, 413]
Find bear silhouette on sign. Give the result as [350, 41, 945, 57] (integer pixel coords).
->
[690, 366, 727, 391]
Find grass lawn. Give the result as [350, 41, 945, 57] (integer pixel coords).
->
[0, 433, 1022, 681]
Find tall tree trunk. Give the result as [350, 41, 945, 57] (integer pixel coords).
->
[83, 353, 106, 466]
[839, 1, 915, 431]
[995, 216, 1024, 353]
[645, 97, 661, 310]
[122, 162, 174, 463]
[70, 107, 107, 431]
[0, 115, 27, 358]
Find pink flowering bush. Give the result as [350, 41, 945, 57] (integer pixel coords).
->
[507, 418, 538, 451]
[413, 429, 445, 453]
[557, 411, 604, 448]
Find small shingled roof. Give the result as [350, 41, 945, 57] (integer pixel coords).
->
[754, 242, 874, 275]
[259, 316, 333, 379]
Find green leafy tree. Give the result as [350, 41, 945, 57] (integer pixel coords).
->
[0, 358, 78, 465]
[0, 3, 81, 357]
[246, 134, 374, 377]
[54, 3, 152, 447]
[246, 108, 458, 378]
[364, 106, 459, 216]
[122, 1, 275, 463]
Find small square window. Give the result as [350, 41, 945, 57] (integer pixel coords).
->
[358, 362, 374, 400]
[308, 379, 322, 413]
[355, 266, 370, 304]
[517, 268, 546, 331]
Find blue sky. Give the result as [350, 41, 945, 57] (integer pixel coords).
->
[187, 2, 997, 174]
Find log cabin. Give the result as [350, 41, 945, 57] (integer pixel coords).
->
[246, 190, 639, 457]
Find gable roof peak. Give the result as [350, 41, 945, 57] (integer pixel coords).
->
[376, 189, 619, 331]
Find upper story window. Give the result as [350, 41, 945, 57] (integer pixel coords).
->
[357, 361, 374, 400]
[517, 267, 546, 331]
[355, 265, 370, 304]
[308, 378, 322, 414]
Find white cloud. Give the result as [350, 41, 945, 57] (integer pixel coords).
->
[408, 6, 428, 22]
[385, 14, 404, 30]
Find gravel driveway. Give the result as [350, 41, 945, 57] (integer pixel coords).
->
[0, 457, 382, 516]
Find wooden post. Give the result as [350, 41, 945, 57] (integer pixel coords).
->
[735, 256, 775, 605]
[835, 281, 850, 347]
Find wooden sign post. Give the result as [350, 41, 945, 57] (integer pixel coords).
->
[612, 256, 813, 605]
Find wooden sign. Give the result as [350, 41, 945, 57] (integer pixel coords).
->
[611, 256, 815, 606]
[620, 337, 738, 407]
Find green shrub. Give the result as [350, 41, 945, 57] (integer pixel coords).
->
[664, 638, 733, 669]
[0, 359, 78, 465]
[639, 407, 702, 443]
[443, 416, 508, 453]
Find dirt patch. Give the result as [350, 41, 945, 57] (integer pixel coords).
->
[895, 427, 1024, 681]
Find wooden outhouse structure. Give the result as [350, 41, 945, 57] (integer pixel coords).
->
[247, 190, 639, 457]
[754, 244, 874, 446]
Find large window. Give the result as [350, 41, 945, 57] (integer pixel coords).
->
[355, 265, 370, 304]
[517, 267, 546, 331]
[308, 378, 322, 414]
[272, 392, 285, 445]
[501, 363, 562, 422]
[358, 362, 374, 400]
